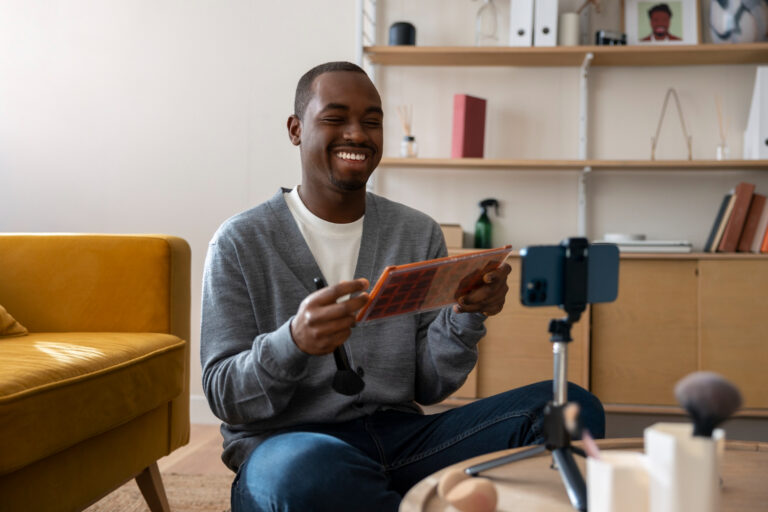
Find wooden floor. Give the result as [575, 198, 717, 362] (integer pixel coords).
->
[157, 424, 232, 476]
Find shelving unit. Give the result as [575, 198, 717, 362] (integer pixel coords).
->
[380, 157, 768, 171]
[357, 2, 768, 419]
[359, 39, 768, 234]
[364, 43, 768, 67]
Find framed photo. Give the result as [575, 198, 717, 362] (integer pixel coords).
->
[624, 0, 700, 45]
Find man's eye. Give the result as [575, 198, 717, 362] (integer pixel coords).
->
[322, 117, 343, 124]
[364, 119, 382, 127]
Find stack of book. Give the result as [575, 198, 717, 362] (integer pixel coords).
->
[595, 234, 692, 253]
[597, 240, 693, 253]
[704, 182, 768, 253]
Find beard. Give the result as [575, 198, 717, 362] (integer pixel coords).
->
[329, 172, 368, 191]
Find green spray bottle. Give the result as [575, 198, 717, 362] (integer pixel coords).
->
[474, 198, 499, 249]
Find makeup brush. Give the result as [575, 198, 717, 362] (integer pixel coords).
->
[314, 278, 365, 396]
[674, 371, 742, 437]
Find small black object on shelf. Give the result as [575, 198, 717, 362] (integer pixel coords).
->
[595, 30, 627, 45]
[389, 22, 416, 45]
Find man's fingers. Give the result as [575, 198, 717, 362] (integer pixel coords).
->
[312, 278, 370, 305]
[483, 263, 512, 284]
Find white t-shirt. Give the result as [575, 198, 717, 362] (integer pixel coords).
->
[284, 187, 363, 287]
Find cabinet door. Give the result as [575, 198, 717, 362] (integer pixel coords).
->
[699, 260, 768, 410]
[476, 256, 589, 397]
[591, 259, 698, 406]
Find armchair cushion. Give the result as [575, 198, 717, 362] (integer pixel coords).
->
[0, 332, 185, 474]
[0, 305, 27, 338]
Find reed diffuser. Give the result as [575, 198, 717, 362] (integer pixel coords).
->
[396, 104, 418, 158]
[715, 94, 729, 160]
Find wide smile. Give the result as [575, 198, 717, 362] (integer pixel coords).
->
[334, 150, 369, 163]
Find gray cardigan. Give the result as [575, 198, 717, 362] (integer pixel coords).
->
[201, 189, 487, 471]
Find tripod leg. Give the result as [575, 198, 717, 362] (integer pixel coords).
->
[464, 444, 547, 476]
[552, 448, 587, 511]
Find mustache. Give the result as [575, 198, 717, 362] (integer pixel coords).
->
[330, 142, 376, 152]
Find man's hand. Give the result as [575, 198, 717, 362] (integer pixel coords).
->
[453, 263, 512, 317]
[290, 278, 370, 355]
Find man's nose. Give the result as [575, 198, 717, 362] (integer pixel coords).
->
[343, 121, 366, 142]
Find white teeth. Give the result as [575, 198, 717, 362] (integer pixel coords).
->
[336, 152, 366, 161]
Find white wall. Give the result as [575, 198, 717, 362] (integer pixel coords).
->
[1, 1, 766, 424]
[0, 0, 357, 423]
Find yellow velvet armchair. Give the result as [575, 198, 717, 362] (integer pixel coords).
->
[0, 234, 191, 511]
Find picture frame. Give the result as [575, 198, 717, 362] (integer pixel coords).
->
[623, 0, 700, 45]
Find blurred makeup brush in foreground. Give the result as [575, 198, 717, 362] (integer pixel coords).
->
[674, 371, 742, 437]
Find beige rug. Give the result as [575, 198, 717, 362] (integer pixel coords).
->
[85, 473, 232, 512]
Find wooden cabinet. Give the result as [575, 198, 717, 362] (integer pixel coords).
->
[591, 258, 699, 406]
[698, 259, 768, 410]
[591, 255, 767, 415]
[454, 254, 768, 417]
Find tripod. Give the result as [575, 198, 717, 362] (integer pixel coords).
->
[464, 238, 591, 511]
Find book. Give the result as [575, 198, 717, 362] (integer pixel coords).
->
[718, 182, 756, 252]
[710, 193, 736, 253]
[763, 225, 768, 253]
[451, 94, 486, 158]
[595, 240, 692, 253]
[615, 245, 692, 253]
[356, 245, 513, 323]
[704, 193, 732, 252]
[751, 202, 768, 253]
[737, 193, 766, 252]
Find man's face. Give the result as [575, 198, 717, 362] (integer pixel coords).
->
[650, 11, 671, 38]
[291, 71, 383, 192]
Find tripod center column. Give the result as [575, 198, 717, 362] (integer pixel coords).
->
[552, 341, 569, 406]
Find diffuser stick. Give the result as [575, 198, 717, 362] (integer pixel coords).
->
[715, 94, 726, 146]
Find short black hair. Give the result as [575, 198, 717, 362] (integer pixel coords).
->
[293, 61, 367, 119]
[648, 3, 672, 17]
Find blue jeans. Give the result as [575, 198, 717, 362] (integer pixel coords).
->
[231, 381, 604, 512]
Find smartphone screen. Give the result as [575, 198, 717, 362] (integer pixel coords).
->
[519, 243, 619, 307]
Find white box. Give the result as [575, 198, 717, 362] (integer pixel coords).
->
[509, 0, 535, 46]
[744, 66, 768, 159]
[587, 451, 649, 512]
[440, 224, 464, 249]
[533, 0, 558, 47]
[644, 423, 725, 512]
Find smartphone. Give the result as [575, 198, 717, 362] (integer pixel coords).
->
[519, 242, 619, 307]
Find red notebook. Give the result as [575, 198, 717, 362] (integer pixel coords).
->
[356, 246, 513, 323]
[451, 94, 487, 158]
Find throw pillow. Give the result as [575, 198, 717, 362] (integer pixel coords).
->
[0, 304, 28, 337]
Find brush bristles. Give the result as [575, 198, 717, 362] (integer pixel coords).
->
[332, 369, 365, 396]
[674, 371, 742, 437]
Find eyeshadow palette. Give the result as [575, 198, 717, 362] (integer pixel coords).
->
[356, 246, 513, 323]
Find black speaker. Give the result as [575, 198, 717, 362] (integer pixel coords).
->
[389, 22, 416, 45]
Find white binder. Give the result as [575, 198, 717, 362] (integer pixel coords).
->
[509, 0, 535, 47]
[533, 0, 559, 47]
[744, 66, 768, 159]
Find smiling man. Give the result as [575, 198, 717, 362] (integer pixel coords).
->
[201, 61, 605, 512]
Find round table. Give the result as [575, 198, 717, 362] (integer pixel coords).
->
[400, 438, 768, 512]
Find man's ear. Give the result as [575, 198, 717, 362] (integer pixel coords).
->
[287, 115, 302, 146]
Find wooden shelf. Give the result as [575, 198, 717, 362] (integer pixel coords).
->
[365, 43, 768, 67]
[379, 157, 768, 171]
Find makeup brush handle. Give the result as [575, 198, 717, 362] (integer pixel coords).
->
[333, 345, 353, 371]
